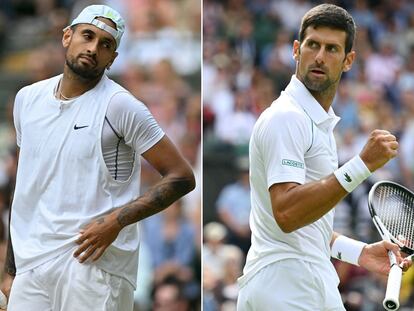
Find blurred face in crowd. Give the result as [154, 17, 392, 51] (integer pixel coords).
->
[153, 284, 188, 311]
[62, 17, 118, 80]
[293, 26, 355, 95]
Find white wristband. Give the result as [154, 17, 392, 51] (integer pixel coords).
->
[331, 235, 367, 266]
[334, 155, 371, 193]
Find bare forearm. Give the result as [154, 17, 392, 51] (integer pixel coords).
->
[115, 174, 195, 228]
[272, 174, 347, 232]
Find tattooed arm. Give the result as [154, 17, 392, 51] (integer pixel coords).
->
[74, 136, 195, 262]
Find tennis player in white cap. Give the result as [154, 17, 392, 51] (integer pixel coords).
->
[1, 4, 195, 310]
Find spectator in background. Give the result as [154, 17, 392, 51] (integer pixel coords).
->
[400, 90, 414, 189]
[215, 91, 256, 145]
[143, 200, 199, 308]
[365, 37, 403, 110]
[232, 17, 257, 67]
[216, 156, 251, 254]
[203, 222, 244, 310]
[333, 81, 360, 136]
[152, 277, 190, 311]
[270, 0, 312, 32]
[262, 30, 295, 94]
[203, 222, 242, 281]
[217, 245, 244, 310]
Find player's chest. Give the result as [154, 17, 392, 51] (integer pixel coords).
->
[20, 101, 104, 160]
[305, 127, 338, 178]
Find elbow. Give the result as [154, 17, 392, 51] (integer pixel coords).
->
[187, 171, 196, 192]
[274, 210, 296, 233]
[181, 168, 196, 194]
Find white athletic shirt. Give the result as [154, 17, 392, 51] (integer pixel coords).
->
[239, 75, 341, 286]
[11, 74, 164, 287]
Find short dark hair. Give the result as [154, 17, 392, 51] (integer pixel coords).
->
[299, 4, 356, 54]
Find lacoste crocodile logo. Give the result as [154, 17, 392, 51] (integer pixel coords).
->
[344, 173, 352, 183]
[74, 124, 89, 130]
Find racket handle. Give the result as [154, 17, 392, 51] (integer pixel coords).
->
[383, 264, 402, 311]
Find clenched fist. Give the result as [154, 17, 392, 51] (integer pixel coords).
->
[360, 130, 398, 172]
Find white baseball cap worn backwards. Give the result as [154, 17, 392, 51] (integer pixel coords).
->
[66, 5, 125, 48]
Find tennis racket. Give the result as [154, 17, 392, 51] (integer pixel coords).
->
[368, 181, 414, 311]
[0, 290, 7, 309]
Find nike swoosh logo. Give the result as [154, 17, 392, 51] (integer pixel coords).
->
[74, 124, 89, 130]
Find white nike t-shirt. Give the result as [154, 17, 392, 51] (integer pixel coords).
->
[12, 74, 164, 287]
[239, 75, 341, 286]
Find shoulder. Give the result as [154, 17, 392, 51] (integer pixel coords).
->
[24, 75, 60, 93]
[103, 76, 133, 98]
[15, 75, 60, 104]
[107, 91, 150, 117]
[251, 94, 313, 153]
[255, 95, 310, 133]
[102, 76, 147, 109]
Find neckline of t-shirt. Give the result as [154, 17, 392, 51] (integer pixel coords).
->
[51, 75, 106, 103]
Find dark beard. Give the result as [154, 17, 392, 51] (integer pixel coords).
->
[66, 55, 104, 80]
[303, 72, 333, 92]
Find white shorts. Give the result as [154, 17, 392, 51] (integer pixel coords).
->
[237, 259, 345, 311]
[8, 249, 134, 311]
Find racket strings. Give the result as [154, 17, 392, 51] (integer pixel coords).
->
[375, 185, 414, 250]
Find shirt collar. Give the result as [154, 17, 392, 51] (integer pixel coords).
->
[284, 75, 340, 131]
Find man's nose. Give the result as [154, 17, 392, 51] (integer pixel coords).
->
[315, 48, 326, 65]
[86, 40, 99, 55]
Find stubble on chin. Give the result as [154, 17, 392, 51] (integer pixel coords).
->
[65, 56, 103, 80]
[303, 72, 332, 92]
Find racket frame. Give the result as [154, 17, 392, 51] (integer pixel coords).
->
[368, 181, 414, 311]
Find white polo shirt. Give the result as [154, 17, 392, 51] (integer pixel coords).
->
[239, 75, 341, 286]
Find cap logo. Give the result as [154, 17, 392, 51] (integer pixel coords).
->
[105, 11, 117, 23]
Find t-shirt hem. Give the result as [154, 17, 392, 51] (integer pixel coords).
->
[267, 174, 305, 188]
[16, 242, 76, 275]
[139, 132, 165, 155]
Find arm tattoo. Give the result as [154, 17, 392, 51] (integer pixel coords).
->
[117, 175, 194, 227]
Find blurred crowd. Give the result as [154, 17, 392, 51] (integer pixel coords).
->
[0, 1, 201, 310]
[203, 0, 414, 310]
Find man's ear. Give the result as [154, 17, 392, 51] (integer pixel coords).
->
[62, 27, 73, 49]
[293, 40, 300, 61]
[107, 52, 118, 70]
[343, 50, 356, 72]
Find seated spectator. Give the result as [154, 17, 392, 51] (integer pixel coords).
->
[216, 157, 251, 254]
[152, 277, 190, 311]
[143, 200, 199, 304]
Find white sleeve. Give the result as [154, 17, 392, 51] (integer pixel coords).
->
[106, 92, 165, 155]
[13, 87, 27, 147]
[257, 108, 312, 188]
